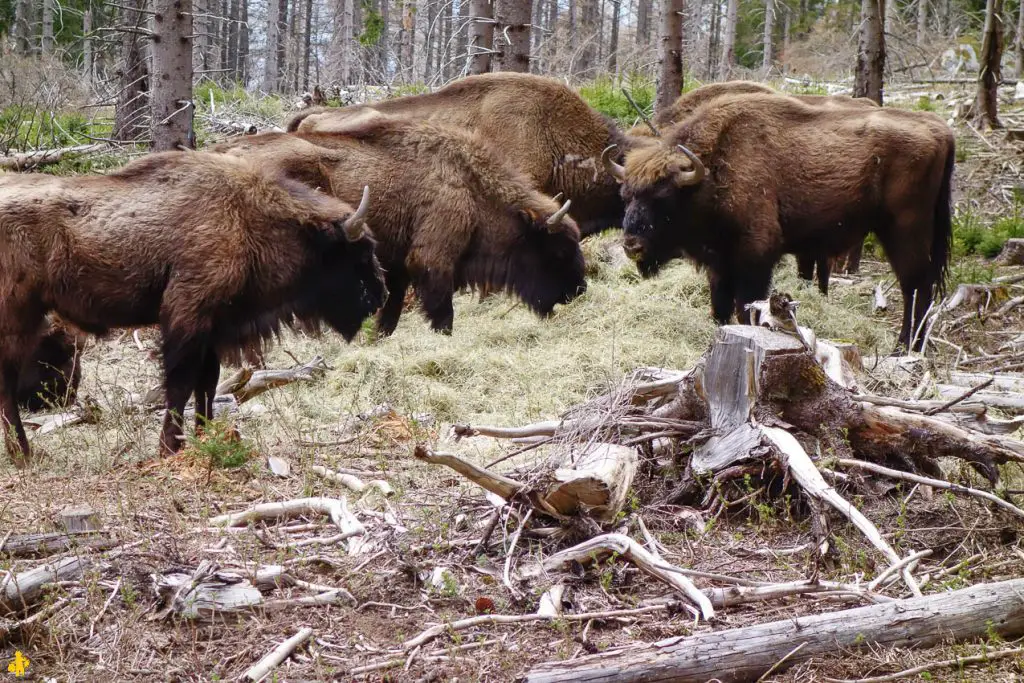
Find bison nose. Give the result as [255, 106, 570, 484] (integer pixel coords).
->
[622, 236, 645, 260]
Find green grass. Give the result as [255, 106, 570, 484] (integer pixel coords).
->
[954, 204, 1024, 259]
[0, 106, 110, 152]
[578, 74, 656, 126]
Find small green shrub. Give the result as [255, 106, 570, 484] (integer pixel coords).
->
[186, 418, 254, 469]
[954, 204, 1024, 259]
[578, 74, 655, 126]
[914, 95, 936, 112]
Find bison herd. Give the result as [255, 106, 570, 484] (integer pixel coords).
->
[0, 73, 955, 463]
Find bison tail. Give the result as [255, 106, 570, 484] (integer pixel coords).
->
[930, 135, 955, 299]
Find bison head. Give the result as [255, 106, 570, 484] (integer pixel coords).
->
[503, 196, 588, 316]
[302, 186, 388, 339]
[602, 143, 706, 278]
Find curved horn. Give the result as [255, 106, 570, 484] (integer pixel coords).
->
[602, 145, 626, 183]
[546, 198, 572, 231]
[551, 192, 563, 203]
[343, 185, 370, 241]
[674, 144, 706, 186]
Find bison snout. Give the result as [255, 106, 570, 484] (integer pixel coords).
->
[622, 235, 646, 260]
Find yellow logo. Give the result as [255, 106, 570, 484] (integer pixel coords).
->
[6, 651, 29, 677]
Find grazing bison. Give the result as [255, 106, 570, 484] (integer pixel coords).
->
[286, 72, 630, 236]
[0, 151, 385, 461]
[18, 317, 83, 411]
[213, 120, 587, 337]
[605, 94, 954, 350]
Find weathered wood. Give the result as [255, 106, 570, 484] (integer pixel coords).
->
[948, 371, 1024, 393]
[936, 384, 1024, 414]
[998, 237, 1024, 264]
[1, 557, 90, 613]
[0, 144, 108, 170]
[525, 578, 1024, 682]
[243, 627, 314, 681]
[1, 531, 113, 557]
[59, 504, 101, 533]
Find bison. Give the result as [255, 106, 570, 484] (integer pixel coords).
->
[286, 72, 630, 237]
[605, 93, 954, 351]
[18, 317, 84, 412]
[212, 120, 587, 338]
[0, 151, 386, 462]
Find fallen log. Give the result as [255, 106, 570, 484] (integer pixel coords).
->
[525, 577, 1024, 683]
[0, 143, 108, 170]
[1, 557, 90, 613]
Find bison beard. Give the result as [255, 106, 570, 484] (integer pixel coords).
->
[212, 126, 588, 338]
[0, 152, 385, 463]
[612, 95, 954, 351]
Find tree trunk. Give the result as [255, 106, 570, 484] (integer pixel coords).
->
[607, 0, 621, 72]
[150, 0, 194, 151]
[379, 0, 391, 80]
[854, 0, 885, 105]
[578, 0, 598, 74]
[302, 0, 313, 89]
[458, 0, 469, 76]
[399, 0, 415, 81]
[976, 0, 1004, 128]
[83, 2, 94, 81]
[227, 0, 240, 79]
[526, 578, 1024, 683]
[239, 0, 250, 83]
[782, 4, 790, 65]
[531, 0, 544, 72]
[637, 0, 651, 44]
[917, 0, 928, 45]
[1017, 0, 1024, 78]
[113, 0, 150, 142]
[42, 0, 55, 55]
[424, 0, 437, 79]
[494, 0, 532, 71]
[468, 0, 493, 73]
[440, 0, 452, 79]
[762, 0, 775, 70]
[569, 0, 576, 31]
[278, 0, 290, 87]
[719, 0, 738, 79]
[885, 0, 899, 35]
[12, 0, 32, 55]
[265, 0, 281, 90]
[656, 0, 683, 114]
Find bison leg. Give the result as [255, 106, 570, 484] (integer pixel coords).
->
[843, 241, 863, 274]
[418, 275, 456, 335]
[0, 359, 30, 464]
[708, 271, 737, 325]
[796, 254, 816, 282]
[376, 267, 411, 339]
[193, 347, 220, 434]
[734, 264, 775, 325]
[896, 278, 934, 352]
[159, 339, 204, 457]
[815, 255, 831, 296]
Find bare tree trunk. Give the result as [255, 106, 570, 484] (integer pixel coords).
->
[707, 0, 721, 79]
[399, 0, 415, 81]
[380, 0, 391, 80]
[12, 0, 32, 54]
[782, 3, 790, 62]
[113, 0, 150, 142]
[494, 0, 532, 71]
[762, 0, 775, 70]
[151, 0, 194, 150]
[608, 0, 621, 72]
[42, 0, 55, 55]
[569, 0, 576, 31]
[441, 0, 452, 79]
[917, 0, 928, 45]
[577, 0, 598, 74]
[302, 0, 313, 89]
[265, 0, 281, 90]
[239, 0, 249, 83]
[424, 0, 437, 79]
[531, 0, 544, 72]
[656, 0, 683, 114]
[1016, 0, 1024, 78]
[227, 0, 240, 79]
[458, 0, 469, 75]
[885, 0, 899, 35]
[278, 0, 290, 86]
[854, 0, 885, 105]
[468, 0, 493, 73]
[976, 0, 1004, 128]
[637, 0, 651, 44]
[83, 2, 94, 80]
[719, 0, 738, 78]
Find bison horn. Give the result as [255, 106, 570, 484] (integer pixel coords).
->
[674, 144, 706, 186]
[546, 198, 572, 231]
[602, 145, 626, 183]
[343, 185, 370, 240]
[551, 192, 563, 203]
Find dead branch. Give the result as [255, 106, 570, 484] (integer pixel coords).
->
[823, 646, 1024, 683]
[0, 143, 108, 170]
[208, 497, 366, 553]
[1, 557, 90, 613]
[232, 356, 328, 403]
[243, 627, 314, 682]
[311, 465, 394, 497]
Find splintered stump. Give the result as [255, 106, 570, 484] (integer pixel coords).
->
[525, 577, 1024, 683]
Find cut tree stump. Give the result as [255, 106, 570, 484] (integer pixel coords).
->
[525, 577, 1024, 683]
[998, 238, 1024, 265]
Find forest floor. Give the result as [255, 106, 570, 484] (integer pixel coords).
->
[3, 81, 1024, 682]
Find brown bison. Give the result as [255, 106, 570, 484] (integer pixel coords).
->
[605, 94, 954, 350]
[286, 72, 630, 237]
[0, 151, 385, 462]
[212, 120, 587, 338]
[18, 317, 83, 412]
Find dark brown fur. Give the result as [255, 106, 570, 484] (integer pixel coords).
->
[286, 73, 629, 236]
[619, 93, 954, 350]
[0, 151, 386, 462]
[213, 121, 587, 337]
[17, 316, 84, 412]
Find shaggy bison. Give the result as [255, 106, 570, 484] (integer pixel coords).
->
[213, 121, 587, 337]
[18, 317, 83, 411]
[0, 151, 385, 462]
[606, 94, 954, 350]
[286, 72, 630, 236]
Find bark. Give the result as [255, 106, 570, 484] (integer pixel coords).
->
[399, 0, 416, 81]
[278, 0, 290, 85]
[531, 0, 543, 72]
[458, 0, 469, 76]
[83, 2, 94, 81]
[917, 0, 928, 46]
[854, 0, 885, 105]
[227, 0, 240, 79]
[569, 0, 576, 31]
[238, 0, 249, 83]
[424, 0, 437, 79]
[720, 0, 738, 79]
[762, 0, 775, 70]
[494, 0, 532, 72]
[265, 0, 281, 90]
[468, 0, 491, 73]
[12, 0, 32, 55]
[113, 0, 150, 142]
[707, 0, 721, 79]
[441, 0, 453, 79]
[42, 0, 55, 55]
[302, 0, 313, 89]
[525, 578, 1024, 682]
[636, 0, 651, 44]
[885, 0, 899, 35]
[655, 0, 683, 114]
[783, 4, 790, 58]
[1017, 0, 1024, 78]
[578, 0, 598, 74]
[976, 0, 1005, 128]
[607, 0, 621, 73]
[150, 0, 194, 151]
